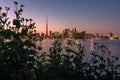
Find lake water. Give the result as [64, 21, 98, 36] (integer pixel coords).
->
[40, 39, 120, 58]
[38, 39, 120, 73]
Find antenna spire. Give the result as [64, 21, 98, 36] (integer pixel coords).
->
[46, 17, 48, 38]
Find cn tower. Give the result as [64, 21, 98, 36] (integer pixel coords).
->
[46, 17, 48, 37]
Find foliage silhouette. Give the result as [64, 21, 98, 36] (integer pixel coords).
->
[0, 2, 41, 80]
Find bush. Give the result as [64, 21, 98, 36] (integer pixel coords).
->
[0, 2, 41, 80]
[36, 39, 120, 80]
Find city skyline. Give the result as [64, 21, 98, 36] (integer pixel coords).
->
[0, 0, 120, 36]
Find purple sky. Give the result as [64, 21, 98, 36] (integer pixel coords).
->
[0, 0, 120, 35]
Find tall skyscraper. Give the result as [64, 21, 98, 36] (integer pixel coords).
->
[46, 17, 48, 37]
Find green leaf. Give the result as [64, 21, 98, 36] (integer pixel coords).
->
[13, 19, 20, 29]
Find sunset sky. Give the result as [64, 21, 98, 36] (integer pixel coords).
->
[0, 0, 120, 35]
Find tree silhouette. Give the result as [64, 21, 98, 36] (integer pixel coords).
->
[0, 2, 41, 80]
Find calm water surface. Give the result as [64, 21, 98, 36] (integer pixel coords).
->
[41, 39, 120, 58]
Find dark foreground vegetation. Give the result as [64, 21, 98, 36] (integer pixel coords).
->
[0, 2, 120, 80]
